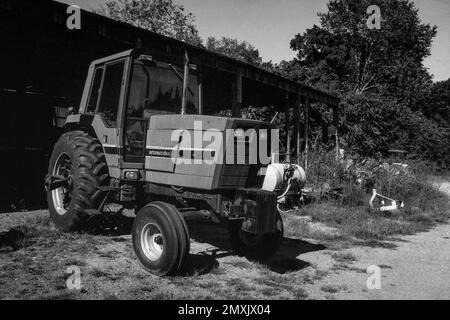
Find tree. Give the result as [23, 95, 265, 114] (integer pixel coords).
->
[341, 93, 450, 165]
[289, 0, 436, 106]
[424, 79, 450, 126]
[205, 37, 263, 66]
[95, 0, 202, 46]
[283, 0, 450, 165]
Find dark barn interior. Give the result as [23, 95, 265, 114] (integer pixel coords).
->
[0, 0, 339, 212]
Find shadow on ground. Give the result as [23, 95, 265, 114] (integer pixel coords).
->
[77, 211, 328, 276]
[182, 252, 221, 276]
[82, 211, 134, 236]
[0, 228, 26, 252]
[270, 238, 326, 273]
[189, 221, 327, 274]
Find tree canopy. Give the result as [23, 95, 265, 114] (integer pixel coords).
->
[289, 0, 436, 103]
[95, 1, 268, 67]
[424, 79, 450, 126]
[283, 0, 449, 165]
[205, 37, 264, 66]
[95, 0, 202, 45]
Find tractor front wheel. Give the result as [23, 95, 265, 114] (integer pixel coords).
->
[132, 202, 190, 276]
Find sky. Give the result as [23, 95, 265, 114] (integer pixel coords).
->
[58, 0, 450, 82]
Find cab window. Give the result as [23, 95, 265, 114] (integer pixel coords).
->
[127, 60, 199, 118]
[86, 67, 103, 113]
[123, 60, 199, 161]
[97, 60, 125, 126]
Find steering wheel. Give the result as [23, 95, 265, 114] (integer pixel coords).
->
[124, 130, 141, 153]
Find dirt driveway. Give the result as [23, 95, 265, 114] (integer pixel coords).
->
[300, 223, 450, 299]
[300, 180, 450, 299]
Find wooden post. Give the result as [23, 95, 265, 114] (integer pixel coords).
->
[181, 51, 190, 115]
[304, 96, 310, 170]
[284, 91, 291, 162]
[198, 72, 203, 115]
[293, 93, 301, 165]
[232, 69, 243, 117]
[333, 104, 340, 160]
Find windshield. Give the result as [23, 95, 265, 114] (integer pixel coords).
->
[127, 60, 199, 118]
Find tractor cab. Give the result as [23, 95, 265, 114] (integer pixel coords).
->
[74, 49, 199, 167]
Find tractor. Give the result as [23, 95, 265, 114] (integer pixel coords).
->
[44, 49, 306, 276]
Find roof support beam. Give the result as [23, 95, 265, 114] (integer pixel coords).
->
[198, 72, 203, 115]
[333, 104, 340, 160]
[232, 69, 243, 117]
[284, 91, 291, 162]
[294, 94, 301, 165]
[303, 97, 310, 171]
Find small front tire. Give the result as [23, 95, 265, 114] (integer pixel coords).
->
[132, 202, 190, 276]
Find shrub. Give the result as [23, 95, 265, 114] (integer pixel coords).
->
[297, 143, 450, 241]
[341, 94, 450, 168]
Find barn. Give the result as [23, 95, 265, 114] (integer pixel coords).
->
[0, 0, 339, 211]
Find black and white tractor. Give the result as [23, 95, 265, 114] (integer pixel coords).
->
[45, 49, 306, 276]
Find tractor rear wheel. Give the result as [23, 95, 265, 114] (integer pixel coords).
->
[132, 202, 190, 276]
[228, 212, 283, 261]
[46, 131, 109, 231]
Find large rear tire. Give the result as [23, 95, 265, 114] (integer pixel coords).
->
[228, 212, 283, 261]
[132, 202, 190, 276]
[46, 131, 109, 231]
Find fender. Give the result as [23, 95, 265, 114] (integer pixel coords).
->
[65, 113, 94, 127]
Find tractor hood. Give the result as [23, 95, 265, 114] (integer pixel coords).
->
[144, 114, 277, 190]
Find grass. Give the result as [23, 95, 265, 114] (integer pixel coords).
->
[331, 251, 357, 263]
[90, 268, 110, 278]
[286, 146, 450, 246]
[320, 284, 347, 294]
[293, 201, 448, 242]
[291, 147, 450, 243]
[283, 214, 344, 242]
[302, 268, 329, 284]
[228, 259, 253, 269]
[226, 278, 252, 293]
[331, 263, 365, 273]
[0, 211, 320, 300]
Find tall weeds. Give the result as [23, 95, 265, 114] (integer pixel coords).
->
[295, 142, 450, 241]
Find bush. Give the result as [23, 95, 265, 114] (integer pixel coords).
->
[298, 143, 450, 241]
[341, 94, 450, 168]
[370, 160, 449, 214]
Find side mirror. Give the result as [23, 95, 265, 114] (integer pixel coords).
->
[67, 107, 76, 115]
[142, 97, 151, 109]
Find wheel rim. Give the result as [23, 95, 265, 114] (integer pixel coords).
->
[141, 223, 164, 261]
[51, 152, 73, 216]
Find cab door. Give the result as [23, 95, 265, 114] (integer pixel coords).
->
[122, 60, 150, 164]
[87, 57, 129, 178]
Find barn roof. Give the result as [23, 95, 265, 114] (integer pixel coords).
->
[55, 0, 340, 106]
